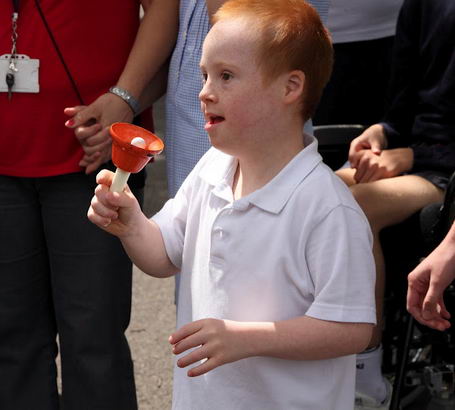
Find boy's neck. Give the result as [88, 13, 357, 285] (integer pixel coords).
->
[232, 128, 305, 200]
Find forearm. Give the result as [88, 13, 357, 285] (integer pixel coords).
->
[116, 0, 179, 100]
[120, 215, 178, 278]
[434, 222, 455, 279]
[138, 61, 170, 111]
[238, 316, 372, 361]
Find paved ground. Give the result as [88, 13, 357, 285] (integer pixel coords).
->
[126, 98, 175, 410]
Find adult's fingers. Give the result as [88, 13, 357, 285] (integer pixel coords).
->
[359, 163, 380, 183]
[74, 123, 103, 142]
[84, 127, 111, 148]
[348, 139, 370, 168]
[84, 157, 104, 175]
[65, 104, 100, 128]
[353, 156, 370, 183]
[422, 286, 443, 320]
[63, 105, 85, 118]
[81, 138, 111, 157]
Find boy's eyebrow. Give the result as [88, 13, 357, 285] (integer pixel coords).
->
[199, 61, 238, 71]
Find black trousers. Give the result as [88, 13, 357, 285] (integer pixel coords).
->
[313, 36, 395, 127]
[0, 172, 141, 410]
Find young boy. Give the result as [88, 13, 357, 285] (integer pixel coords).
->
[88, 1, 376, 408]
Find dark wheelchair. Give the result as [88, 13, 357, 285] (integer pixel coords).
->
[314, 125, 455, 410]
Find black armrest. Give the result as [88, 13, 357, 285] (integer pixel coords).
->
[313, 124, 365, 170]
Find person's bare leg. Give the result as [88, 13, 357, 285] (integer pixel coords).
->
[335, 167, 357, 187]
[341, 174, 444, 405]
[349, 175, 444, 347]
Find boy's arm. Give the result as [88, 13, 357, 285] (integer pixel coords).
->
[170, 316, 373, 377]
[88, 170, 178, 278]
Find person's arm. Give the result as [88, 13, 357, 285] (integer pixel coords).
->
[65, 0, 179, 174]
[382, 0, 421, 148]
[87, 170, 178, 277]
[171, 204, 376, 377]
[348, 124, 388, 166]
[169, 316, 372, 377]
[206, 0, 226, 21]
[351, 147, 414, 183]
[407, 222, 455, 331]
[347, 123, 414, 183]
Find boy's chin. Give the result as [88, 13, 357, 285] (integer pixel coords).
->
[208, 136, 233, 155]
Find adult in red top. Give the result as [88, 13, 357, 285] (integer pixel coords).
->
[0, 1, 147, 409]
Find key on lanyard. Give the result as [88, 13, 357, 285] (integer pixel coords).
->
[6, 0, 19, 101]
[6, 72, 14, 100]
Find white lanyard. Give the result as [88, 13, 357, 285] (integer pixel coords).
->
[5, 0, 20, 98]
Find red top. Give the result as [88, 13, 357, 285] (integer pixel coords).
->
[0, 0, 139, 177]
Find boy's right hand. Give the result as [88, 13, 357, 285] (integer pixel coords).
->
[87, 169, 142, 237]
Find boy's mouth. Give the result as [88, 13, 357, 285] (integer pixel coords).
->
[205, 114, 225, 131]
[208, 115, 225, 124]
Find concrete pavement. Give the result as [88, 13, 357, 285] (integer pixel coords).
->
[126, 97, 175, 410]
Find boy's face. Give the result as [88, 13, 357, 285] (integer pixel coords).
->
[199, 17, 285, 155]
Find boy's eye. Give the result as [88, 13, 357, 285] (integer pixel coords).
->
[201, 72, 208, 83]
[221, 72, 232, 81]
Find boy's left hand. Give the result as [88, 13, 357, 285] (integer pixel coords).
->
[169, 319, 251, 377]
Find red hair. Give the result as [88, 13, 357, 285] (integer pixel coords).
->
[214, 0, 333, 121]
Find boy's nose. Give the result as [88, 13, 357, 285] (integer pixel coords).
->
[199, 81, 217, 103]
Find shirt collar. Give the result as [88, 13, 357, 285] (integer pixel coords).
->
[199, 134, 323, 213]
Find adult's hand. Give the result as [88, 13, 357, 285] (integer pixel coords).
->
[348, 124, 387, 169]
[407, 229, 455, 331]
[64, 93, 135, 174]
[352, 147, 414, 183]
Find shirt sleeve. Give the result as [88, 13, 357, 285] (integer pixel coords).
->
[304, 205, 377, 325]
[152, 147, 217, 268]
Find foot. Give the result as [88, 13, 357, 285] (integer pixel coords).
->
[354, 377, 392, 410]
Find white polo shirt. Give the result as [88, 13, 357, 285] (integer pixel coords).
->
[153, 134, 376, 410]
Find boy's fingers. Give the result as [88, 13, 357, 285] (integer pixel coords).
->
[87, 205, 112, 228]
[187, 358, 218, 377]
[176, 346, 208, 368]
[90, 197, 118, 221]
[96, 169, 115, 186]
[172, 332, 205, 355]
[170, 321, 203, 345]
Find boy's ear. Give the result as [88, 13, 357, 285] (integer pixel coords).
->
[283, 70, 305, 104]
